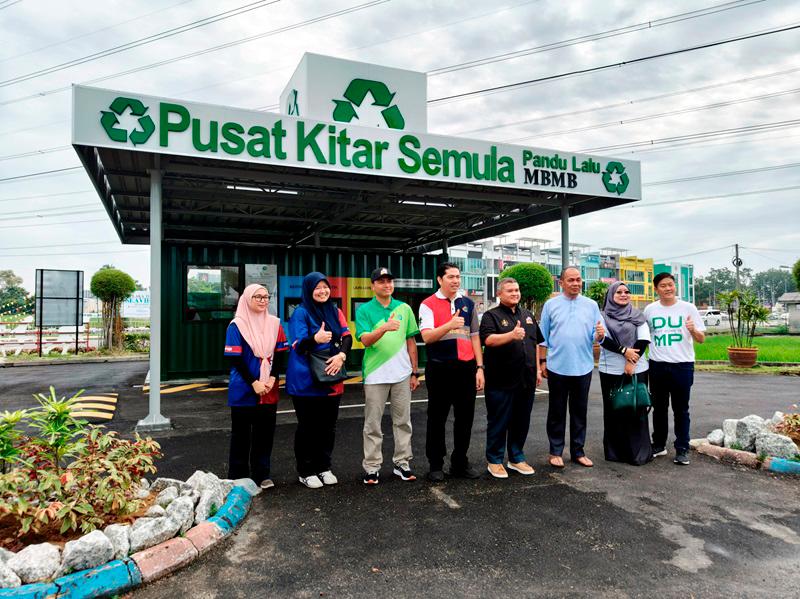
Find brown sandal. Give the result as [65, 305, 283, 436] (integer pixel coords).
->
[573, 456, 594, 467]
[548, 455, 565, 468]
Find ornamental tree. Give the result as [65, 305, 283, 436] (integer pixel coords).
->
[90, 267, 136, 349]
[498, 262, 554, 317]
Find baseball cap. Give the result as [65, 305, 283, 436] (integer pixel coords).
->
[370, 267, 395, 282]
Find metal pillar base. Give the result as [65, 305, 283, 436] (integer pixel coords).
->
[136, 414, 172, 432]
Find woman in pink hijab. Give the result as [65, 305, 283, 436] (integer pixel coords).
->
[224, 284, 288, 489]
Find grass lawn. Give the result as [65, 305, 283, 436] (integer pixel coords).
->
[695, 335, 800, 363]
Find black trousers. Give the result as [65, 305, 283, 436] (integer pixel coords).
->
[291, 394, 341, 477]
[228, 404, 277, 484]
[599, 371, 652, 465]
[649, 361, 694, 453]
[424, 359, 477, 471]
[545, 371, 592, 458]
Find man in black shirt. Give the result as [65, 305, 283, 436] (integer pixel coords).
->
[479, 277, 543, 479]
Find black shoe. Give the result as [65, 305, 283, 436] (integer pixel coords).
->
[362, 471, 380, 485]
[450, 465, 480, 479]
[393, 464, 417, 481]
[652, 446, 667, 457]
[427, 469, 445, 482]
[673, 451, 690, 465]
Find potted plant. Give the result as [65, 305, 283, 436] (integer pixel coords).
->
[718, 290, 770, 367]
[586, 281, 609, 363]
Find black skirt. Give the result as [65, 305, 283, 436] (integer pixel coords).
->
[599, 371, 653, 466]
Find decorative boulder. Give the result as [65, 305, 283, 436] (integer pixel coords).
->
[61, 530, 114, 573]
[150, 477, 191, 494]
[0, 548, 14, 563]
[723, 419, 738, 448]
[220, 479, 234, 498]
[186, 470, 222, 493]
[735, 415, 767, 451]
[756, 432, 800, 459]
[0, 561, 21, 589]
[156, 486, 179, 508]
[166, 495, 196, 535]
[7, 543, 60, 584]
[195, 484, 226, 525]
[129, 516, 181, 553]
[180, 488, 201, 505]
[104, 523, 131, 560]
[707, 429, 724, 446]
[146, 505, 167, 518]
[139, 478, 151, 490]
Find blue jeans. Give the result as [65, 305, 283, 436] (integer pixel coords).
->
[485, 386, 535, 464]
[648, 361, 694, 453]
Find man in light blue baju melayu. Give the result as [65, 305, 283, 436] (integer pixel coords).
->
[539, 267, 605, 468]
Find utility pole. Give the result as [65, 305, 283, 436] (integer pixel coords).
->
[733, 243, 742, 291]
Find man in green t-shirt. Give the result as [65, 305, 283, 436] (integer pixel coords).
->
[355, 267, 421, 485]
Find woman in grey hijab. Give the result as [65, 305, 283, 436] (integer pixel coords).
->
[598, 281, 653, 465]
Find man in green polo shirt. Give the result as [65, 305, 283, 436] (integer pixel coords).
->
[356, 267, 421, 485]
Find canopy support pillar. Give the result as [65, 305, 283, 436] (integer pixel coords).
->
[560, 202, 570, 270]
[137, 160, 171, 432]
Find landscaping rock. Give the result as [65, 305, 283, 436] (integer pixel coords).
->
[0, 548, 14, 563]
[103, 523, 130, 560]
[166, 495, 195, 535]
[723, 419, 738, 448]
[129, 516, 181, 553]
[135, 488, 151, 500]
[735, 415, 767, 451]
[7, 543, 60, 584]
[233, 478, 262, 497]
[0, 561, 21, 589]
[140, 477, 151, 490]
[771, 411, 785, 425]
[756, 432, 799, 459]
[61, 530, 114, 573]
[156, 486, 179, 508]
[146, 505, 167, 518]
[707, 429, 724, 446]
[195, 485, 226, 525]
[150, 477, 191, 494]
[180, 488, 201, 505]
[186, 470, 221, 493]
[220, 479, 234, 498]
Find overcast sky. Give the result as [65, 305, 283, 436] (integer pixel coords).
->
[1, 0, 799, 292]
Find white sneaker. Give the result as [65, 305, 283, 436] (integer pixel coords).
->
[299, 475, 323, 489]
[260, 479, 275, 490]
[318, 470, 338, 485]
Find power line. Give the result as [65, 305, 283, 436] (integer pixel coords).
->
[0, 0, 281, 88]
[0, 166, 82, 183]
[429, 0, 763, 77]
[0, 0, 23, 10]
[0, 249, 149, 258]
[0, 190, 92, 203]
[580, 119, 800, 153]
[0, 0, 391, 107]
[629, 185, 800, 209]
[0, 0, 195, 63]
[644, 162, 800, 187]
[0, 209, 101, 222]
[0, 240, 120, 251]
[741, 246, 800, 252]
[429, 23, 800, 104]
[0, 146, 70, 161]
[656, 245, 733, 262]
[0, 217, 107, 230]
[502, 87, 800, 144]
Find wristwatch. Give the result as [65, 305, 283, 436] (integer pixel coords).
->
[476, 365, 485, 370]
[411, 371, 421, 377]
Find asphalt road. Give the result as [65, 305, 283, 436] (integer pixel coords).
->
[2, 363, 799, 597]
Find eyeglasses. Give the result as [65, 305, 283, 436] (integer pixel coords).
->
[253, 295, 270, 302]
[615, 290, 631, 295]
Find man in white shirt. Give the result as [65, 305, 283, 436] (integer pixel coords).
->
[644, 272, 706, 465]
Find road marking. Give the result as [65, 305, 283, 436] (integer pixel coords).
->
[71, 410, 114, 420]
[430, 487, 461, 509]
[75, 395, 117, 403]
[142, 383, 208, 394]
[68, 402, 116, 411]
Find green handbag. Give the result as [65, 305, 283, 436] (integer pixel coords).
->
[610, 374, 652, 412]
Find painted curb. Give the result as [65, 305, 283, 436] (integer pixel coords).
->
[0, 356, 149, 368]
[764, 457, 800, 475]
[694, 442, 760, 468]
[0, 488, 253, 598]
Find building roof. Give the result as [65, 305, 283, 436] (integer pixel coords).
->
[777, 292, 800, 303]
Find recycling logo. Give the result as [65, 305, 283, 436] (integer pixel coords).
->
[601, 161, 630, 195]
[100, 96, 155, 146]
[332, 79, 405, 129]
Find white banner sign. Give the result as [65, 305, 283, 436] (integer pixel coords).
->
[72, 85, 641, 200]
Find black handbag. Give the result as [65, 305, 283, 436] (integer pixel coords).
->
[610, 374, 652, 412]
[308, 349, 348, 385]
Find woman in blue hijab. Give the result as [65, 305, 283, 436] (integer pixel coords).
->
[286, 272, 352, 489]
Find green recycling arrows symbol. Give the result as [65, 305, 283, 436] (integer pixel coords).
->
[100, 96, 155, 146]
[601, 161, 630, 195]
[332, 79, 405, 129]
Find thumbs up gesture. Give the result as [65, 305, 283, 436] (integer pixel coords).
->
[314, 321, 332, 344]
[594, 320, 605, 342]
[448, 307, 465, 330]
[686, 315, 696, 333]
[512, 320, 525, 340]
[384, 312, 401, 332]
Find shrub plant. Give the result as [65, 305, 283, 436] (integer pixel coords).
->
[0, 388, 161, 539]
